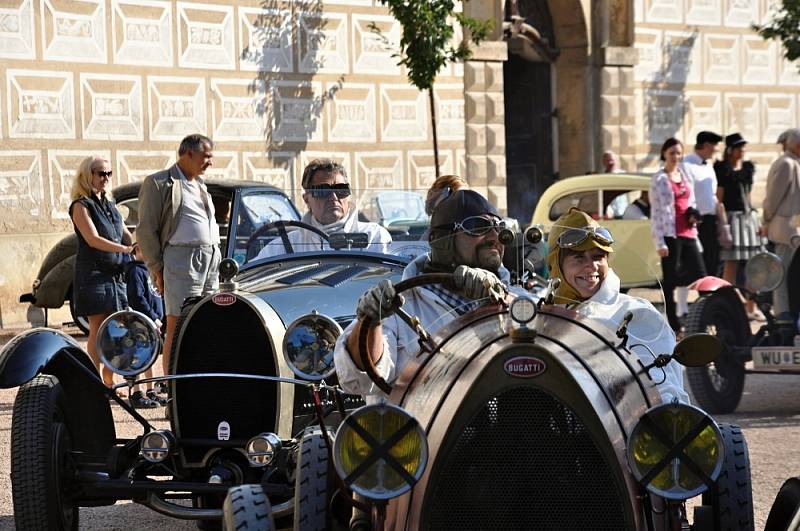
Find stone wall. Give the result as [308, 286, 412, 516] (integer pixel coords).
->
[0, 0, 469, 327]
[627, 0, 799, 205]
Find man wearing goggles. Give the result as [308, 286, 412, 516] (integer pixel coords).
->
[256, 158, 391, 258]
[546, 208, 688, 403]
[335, 189, 511, 401]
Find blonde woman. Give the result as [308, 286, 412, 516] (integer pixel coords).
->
[70, 155, 134, 389]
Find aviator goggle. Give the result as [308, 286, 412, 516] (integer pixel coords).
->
[307, 183, 352, 199]
[449, 215, 508, 237]
[556, 225, 614, 249]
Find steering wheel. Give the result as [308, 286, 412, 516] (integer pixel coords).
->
[356, 273, 469, 395]
[246, 220, 330, 257]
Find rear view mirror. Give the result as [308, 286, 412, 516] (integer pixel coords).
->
[672, 333, 721, 367]
[329, 232, 369, 250]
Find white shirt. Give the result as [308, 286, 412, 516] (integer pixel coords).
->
[255, 208, 391, 259]
[682, 152, 717, 216]
[334, 255, 512, 402]
[169, 172, 218, 245]
[573, 269, 689, 403]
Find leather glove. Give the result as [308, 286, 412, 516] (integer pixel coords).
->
[718, 223, 733, 249]
[453, 265, 508, 302]
[357, 279, 404, 321]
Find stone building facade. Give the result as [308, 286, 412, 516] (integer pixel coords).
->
[0, 0, 797, 327]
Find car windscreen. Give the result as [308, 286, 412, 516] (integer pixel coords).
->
[232, 188, 433, 268]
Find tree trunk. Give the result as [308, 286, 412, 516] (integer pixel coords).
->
[428, 87, 440, 178]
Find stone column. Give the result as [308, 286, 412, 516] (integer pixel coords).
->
[464, 41, 508, 213]
[599, 46, 637, 171]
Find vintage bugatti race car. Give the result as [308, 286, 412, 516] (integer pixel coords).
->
[219, 232, 755, 530]
[684, 242, 800, 414]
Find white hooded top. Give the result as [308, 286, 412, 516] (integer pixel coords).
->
[572, 268, 689, 403]
[334, 254, 511, 403]
[255, 207, 392, 259]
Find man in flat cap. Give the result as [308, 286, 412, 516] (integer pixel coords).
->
[334, 189, 510, 401]
[681, 131, 725, 315]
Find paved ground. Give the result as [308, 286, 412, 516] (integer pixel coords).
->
[0, 322, 799, 529]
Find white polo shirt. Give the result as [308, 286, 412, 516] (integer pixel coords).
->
[682, 152, 717, 216]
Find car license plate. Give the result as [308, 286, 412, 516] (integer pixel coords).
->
[752, 347, 800, 370]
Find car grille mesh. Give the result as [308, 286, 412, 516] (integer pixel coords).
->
[423, 386, 628, 530]
[174, 299, 276, 463]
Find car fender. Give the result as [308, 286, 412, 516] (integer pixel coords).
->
[690, 275, 734, 293]
[33, 254, 75, 308]
[0, 328, 116, 454]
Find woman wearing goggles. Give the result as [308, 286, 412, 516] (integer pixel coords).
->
[545, 207, 689, 404]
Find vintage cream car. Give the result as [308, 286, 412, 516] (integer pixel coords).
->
[530, 173, 660, 288]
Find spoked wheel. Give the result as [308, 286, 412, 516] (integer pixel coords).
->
[684, 294, 747, 414]
[246, 220, 330, 259]
[222, 484, 274, 531]
[11, 374, 79, 530]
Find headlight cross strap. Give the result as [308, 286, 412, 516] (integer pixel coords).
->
[340, 413, 418, 489]
[638, 412, 717, 490]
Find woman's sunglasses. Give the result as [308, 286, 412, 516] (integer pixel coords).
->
[93, 170, 113, 178]
[556, 226, 614, 249]
[307, 183, 351, 199]
[452, 216, 508, 237]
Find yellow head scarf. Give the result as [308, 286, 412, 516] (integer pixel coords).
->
[546, 208, 614, 305]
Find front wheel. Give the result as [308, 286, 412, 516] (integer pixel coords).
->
[764, 477, 800, 531]
[685, 294, 747, 414]
[294, 427, 335, 531]
[222, 484, 274, 531]
[11, 374, 79, 530]
[700, 423, 754, 531]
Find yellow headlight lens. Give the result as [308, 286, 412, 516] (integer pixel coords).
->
[627, 403, 724, 500]
[333, 403, 428, 500]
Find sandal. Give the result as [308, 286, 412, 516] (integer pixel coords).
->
[146, 389, 168, 406]
[130, 390, 159, 409]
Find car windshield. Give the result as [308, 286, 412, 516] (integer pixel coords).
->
[231, 188, 432, 267]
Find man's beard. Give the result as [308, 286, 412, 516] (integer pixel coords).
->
[467, 242, 503, 272]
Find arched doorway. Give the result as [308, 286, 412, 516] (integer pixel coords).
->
[503, 0, 558, 224]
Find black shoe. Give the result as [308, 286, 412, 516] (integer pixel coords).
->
[154, 383, 169, 396]
[146, 389, 168, 406]
[130, 391, 158, 409]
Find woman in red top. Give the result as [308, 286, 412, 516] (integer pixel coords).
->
[649, 138, 707, 332]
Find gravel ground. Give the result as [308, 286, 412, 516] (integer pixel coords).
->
[0, 324, 798, 529]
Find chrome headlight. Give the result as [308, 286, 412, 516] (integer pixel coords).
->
[97, 310, 161, 377]
[627, 402, 724, 501]
[141, 430, 175, 463]
[282, 312, 342, 381]
[745, 251, 783, 293]
[245, 432, 282, 467]
[333, 403, 428, 500]
[509, 295, 537, 325]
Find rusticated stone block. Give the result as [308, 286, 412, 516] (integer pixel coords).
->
[466, 124, 486, 152]
[465, 92, 486, 123]
[485, 93, 505, 124]
[486, 124, 505, 155]
[466, 155, 487, 185]
[464, 61, 485, 92]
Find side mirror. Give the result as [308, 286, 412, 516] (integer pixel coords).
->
[672, 333, 721, 367]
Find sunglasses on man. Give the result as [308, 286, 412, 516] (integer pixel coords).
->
[556, 226, 614, 249]
[307, 183, 351, 199]
[450, 215, 508, 237]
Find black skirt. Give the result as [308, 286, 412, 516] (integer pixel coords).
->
[73, 262, 128, 317]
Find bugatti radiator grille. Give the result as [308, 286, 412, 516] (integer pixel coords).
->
[423, 386, 628, 530]
[173, 299, 277, 463]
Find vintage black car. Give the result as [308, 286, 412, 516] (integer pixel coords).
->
[684, 242, 800, 414]
[18, 179, 299, 334]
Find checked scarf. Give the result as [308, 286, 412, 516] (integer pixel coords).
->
[422, 284, 481, 316]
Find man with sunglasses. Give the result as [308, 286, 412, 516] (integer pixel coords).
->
[255, 158, 391, 258]
[334, 189, 511, 401]
[137, 133, 220, 390]
[546, 208, 688, 403]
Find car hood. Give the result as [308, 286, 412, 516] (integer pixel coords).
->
[235, 254, 406, 327]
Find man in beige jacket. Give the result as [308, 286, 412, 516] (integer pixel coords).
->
[137, 134, 220, 384]
[762, 128, 800, 320]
